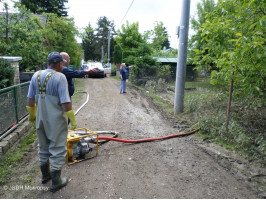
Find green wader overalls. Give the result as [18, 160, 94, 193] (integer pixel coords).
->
[35, 70, 68, 171]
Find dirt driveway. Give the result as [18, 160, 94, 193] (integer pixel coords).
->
[0, 77, 259, 198]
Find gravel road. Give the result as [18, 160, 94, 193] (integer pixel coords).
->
[0, 77, 259, 199]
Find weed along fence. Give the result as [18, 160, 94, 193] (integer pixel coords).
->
[0, 82, 30, 141]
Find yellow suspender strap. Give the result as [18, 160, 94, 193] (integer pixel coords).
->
[37, 71, 56, 94]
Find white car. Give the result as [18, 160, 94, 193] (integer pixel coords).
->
[103, 63, 111, 76]
[87, 62, 105, 78]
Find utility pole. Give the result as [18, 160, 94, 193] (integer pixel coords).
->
[107, 29, 111, 66]
[174, 0, 191, 115]
[101, 45, 104, 63]
[5, 2, 9, 44]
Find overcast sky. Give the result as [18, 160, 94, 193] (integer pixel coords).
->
[66, 0, 201, 48]
[1, 0, 202, 49]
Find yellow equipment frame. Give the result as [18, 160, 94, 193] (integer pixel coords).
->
[66, 128, 99, 165]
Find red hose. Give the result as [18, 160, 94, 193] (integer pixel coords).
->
[98, 128, 199, 143]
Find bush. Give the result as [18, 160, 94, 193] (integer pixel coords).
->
[196, 111, 265, 161]
[130, 65, 157, 86]
[145, 78, 167, 93]
[0, 58, 14, 89]
[157, 65, 172, 82]
[111, 64, 117, 76]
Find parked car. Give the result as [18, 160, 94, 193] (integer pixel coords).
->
[87, 62, 105, 78]
[103, 63, 111, 77]
[81, 64, 89, 71]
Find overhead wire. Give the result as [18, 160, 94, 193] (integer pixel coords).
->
[119, 0, 135, 25]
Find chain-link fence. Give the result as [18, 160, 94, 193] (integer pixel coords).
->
[0, 82, 29, 138]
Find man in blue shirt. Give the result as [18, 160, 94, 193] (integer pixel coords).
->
[60, 52, 98, 98]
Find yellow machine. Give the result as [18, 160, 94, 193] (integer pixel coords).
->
[66, 128, 99, 165]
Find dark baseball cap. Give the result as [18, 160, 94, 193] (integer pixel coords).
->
[47, 52, 63, 63]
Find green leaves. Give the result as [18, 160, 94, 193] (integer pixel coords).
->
[0, 58, 14, 89]
[0, 3, 82, 71]
[43, 13, 82, 66]
[193, 0, 266, 102]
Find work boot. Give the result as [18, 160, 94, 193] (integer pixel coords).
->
[50, 170, 68, 193]
[40, 163, 51, 184]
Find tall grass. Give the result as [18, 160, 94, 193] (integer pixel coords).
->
[146, 78, 265, 164]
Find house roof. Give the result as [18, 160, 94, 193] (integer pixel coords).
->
[153, 57, 178, 63]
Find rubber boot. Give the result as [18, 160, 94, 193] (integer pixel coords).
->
[40, 163, 51, 184]
[50, 170, 68, 193]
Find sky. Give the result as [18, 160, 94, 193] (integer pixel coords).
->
[1, 0, 202, 49]
[65, 0, 201, 48]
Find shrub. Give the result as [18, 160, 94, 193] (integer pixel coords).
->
[0, 58, 14, 89]
[144, 78, 167, 93]
[111, 64, 117, 76]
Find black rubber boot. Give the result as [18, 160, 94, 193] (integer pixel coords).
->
[50, 170, 68, 193]
[40, 163, 51, 184]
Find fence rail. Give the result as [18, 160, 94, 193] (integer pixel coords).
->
[0, 82, 30, 139]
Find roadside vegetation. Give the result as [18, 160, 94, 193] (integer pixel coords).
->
[1, 0, 264, 173]
[71, 78, 87, 105]
[111, 0, 265, 165]
[0, 130, 37, 183]
[121, 76, 265, 166]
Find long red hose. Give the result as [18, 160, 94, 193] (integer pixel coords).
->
[98, 128, 199, 143]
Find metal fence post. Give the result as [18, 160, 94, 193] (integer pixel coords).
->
[13, 86, 19, 124]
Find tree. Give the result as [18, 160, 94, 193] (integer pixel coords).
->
[82, 23, 98, 61]
[43, 13, 82, 67]
[20, 0, 68, 17]
[188, 0, 216, 68]
[0, 58, 14, 88]
[115, 21, 144, 64]
[0, 2, 81, 71]
[113, 45, 123, 65]
[194, 0, 266, 128]
[81, 16, 115, 62]
[151, 21, 170, 50]
[194, 0, 265, 99]
[0, 3, 46, 71]
[115, 21, 156, 85]
[95, 16, 115, 61]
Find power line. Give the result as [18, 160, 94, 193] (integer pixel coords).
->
[120, 0, 134, 25]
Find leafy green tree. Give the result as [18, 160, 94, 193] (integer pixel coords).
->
[188, 0, 216, 68]
[0, 58, 14, 88]
[194, 0, 266, 129]
[194, 0, 265, 100]
[0, 3, 46, 71]
[81, 17, 115, 61]
[95, 16, 115, 61]
[43, 13, 82, 67]
[115, 21, 144, 64]
[113, 45, 123, 64]
[20, 0, 68, 17]
[115, 21, 156, 85]
[82, 23, 99, 61]
[151, 21, 170, 50]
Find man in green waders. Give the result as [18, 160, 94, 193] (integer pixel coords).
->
[26, 52, 77, 192]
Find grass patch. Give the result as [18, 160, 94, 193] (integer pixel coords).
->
[0, 130, 37, 183]
[147, 93, 174, 116]
[72, 78, 87, 105]
[114, 76, 265, 165]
